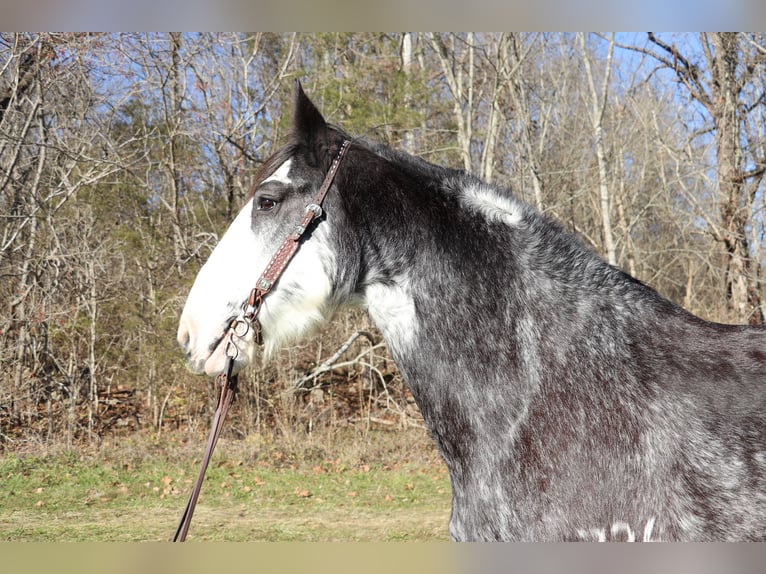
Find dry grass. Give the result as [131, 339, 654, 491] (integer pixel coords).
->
[0, 426, 452, 542]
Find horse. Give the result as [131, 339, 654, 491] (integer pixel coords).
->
[177, 82, 766, 541]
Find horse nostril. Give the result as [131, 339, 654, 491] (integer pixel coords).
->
[177, 322, 191, 351]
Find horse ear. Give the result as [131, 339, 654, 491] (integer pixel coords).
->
[292, 81, 329, 165]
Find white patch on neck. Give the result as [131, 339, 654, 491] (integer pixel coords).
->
[610, 521, 636, 542]
[575, 517, 659, 542]
[576, 526, 607, 542]
[263, 159, 293, 184]
[462, 183, 524, 227]
[642, 516, 656, 542]
[363, 278, 418, 354]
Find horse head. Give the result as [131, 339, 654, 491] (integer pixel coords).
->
[177, 82, 360, 376]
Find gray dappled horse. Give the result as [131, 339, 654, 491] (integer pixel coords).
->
[178, 83, 766, 541]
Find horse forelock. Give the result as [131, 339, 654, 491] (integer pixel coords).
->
[247, 126, 355, 201]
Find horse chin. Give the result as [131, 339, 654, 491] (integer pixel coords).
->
[181, 350, 217, 376]
[203, 348, 228, 377]
[202, 334, 256, 377]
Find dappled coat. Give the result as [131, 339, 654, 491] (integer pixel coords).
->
[178, 83, 766, 541]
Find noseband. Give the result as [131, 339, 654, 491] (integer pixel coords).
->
[173, 139, 351, 541]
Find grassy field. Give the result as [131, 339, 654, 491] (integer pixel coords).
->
[0, 429, 452, 542]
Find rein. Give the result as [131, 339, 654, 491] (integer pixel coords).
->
[172, 139, 351, 542]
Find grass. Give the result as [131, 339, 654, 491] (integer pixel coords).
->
[0, 428, 452, 541]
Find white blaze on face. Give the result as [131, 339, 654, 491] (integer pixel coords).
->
[177, 196, 262, 375]
[263, 160, 292, 186]
[177, 159, 339, 375]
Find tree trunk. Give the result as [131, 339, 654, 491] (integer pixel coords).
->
[167, 32, 186, 272]
[400, 32, 416, 155]
[707, 33, 762, 322]
[580, 33, 617, 266]
[428, 33, 474, 171]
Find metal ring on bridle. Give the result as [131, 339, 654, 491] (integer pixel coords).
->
[232, 318, 250, 338]
[224, 336, 239, 360]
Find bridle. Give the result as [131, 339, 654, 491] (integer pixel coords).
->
[173, 139, 351, 541]
[238, 138, 352, 348]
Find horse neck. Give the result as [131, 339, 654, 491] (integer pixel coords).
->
[351, 171, 535, 395]
[350, 166, 651, 413]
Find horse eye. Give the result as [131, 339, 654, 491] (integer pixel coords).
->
[256, 197, 277, 212]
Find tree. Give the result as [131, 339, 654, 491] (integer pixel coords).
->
[0, 33, 138, 438]
[579, 32, 617, 265]
[2, 32, 764, 445]
[619, 33, 766, 323]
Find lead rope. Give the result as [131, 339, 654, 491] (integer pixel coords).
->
[172, 139, 350, 541]
[172, 354, 237, 542]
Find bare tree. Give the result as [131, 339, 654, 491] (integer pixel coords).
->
[400, 32, 416, 155]
[427, 33, 536, 181]
[427, 32, 475, 171]
[0, 34, 141, 435]
[3, 32, 764, 445]
[618, 33, 766, 323]
[579, 32, 617, 265]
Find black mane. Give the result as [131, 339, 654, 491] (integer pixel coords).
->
[354, 137, 466, 183]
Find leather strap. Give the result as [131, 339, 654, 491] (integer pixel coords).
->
[172, 139, 350, 541]
[173, 360, 238, 542]
[252, 139, 351, 299]
[242, 139, 351, 338]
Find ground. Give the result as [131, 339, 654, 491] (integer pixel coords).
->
[0, 429, 451, 541]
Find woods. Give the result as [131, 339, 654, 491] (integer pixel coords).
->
[2, 32, 765, 447]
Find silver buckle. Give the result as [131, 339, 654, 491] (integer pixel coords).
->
[306, 203, 323, 217]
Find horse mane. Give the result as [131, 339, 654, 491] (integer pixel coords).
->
[354, 137, 466, 183]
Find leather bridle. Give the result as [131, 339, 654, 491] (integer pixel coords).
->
[173, 139, 351, 541]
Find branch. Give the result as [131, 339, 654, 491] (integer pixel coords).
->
[292, 330, 380, 390]
[742, 164, 766, 182]
[741, 32, 766, 57]
[614, 33, 712, 109]
[222, 134, 261, 163]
